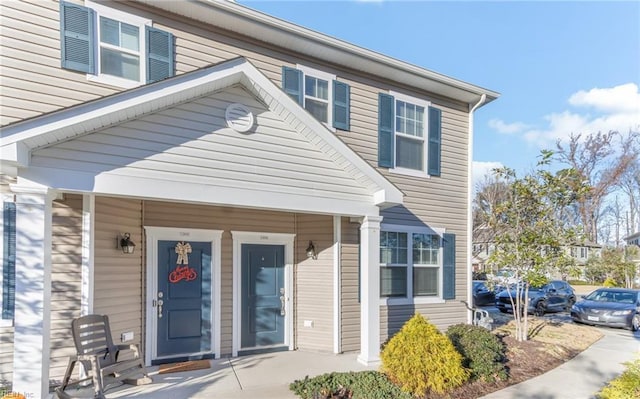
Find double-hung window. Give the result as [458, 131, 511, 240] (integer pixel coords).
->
[378, 91, 442, 177]
[380, 226, 456, 304]
[60, 0, 174, 88]
[282, 65, 350, 131]
[98, 14, 143, 83]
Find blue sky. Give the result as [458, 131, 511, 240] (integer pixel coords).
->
[242, 0, 640, 182]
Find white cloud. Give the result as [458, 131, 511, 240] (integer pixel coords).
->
[472, 161, 503, 185]
[493, 83, 640, 148]
[488, 119, 530, 134]
[569, 83, 640, 114]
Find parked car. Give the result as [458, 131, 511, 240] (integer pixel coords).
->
[472, 280, 495, 306]
[571, 288, 640, 331]
[495, 280, 576, 316]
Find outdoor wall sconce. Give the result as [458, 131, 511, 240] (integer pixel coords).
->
[306, 241, 317, 260]
[118, 233, 136, 254]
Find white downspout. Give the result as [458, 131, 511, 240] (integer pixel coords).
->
[467, 94, 486, 324]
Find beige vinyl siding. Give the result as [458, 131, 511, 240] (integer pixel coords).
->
[340, 218, 360, 353]
[294, 214, 334, 352]
[4, 0, 472, 342]
[143, 201, 298, 355]
[93, 197, 144, 360]
[49, 194, 83, 383]
[141, 201, 336, 355]
[0, 0, 120, 126]
[380, 302, 467, 342]
[30, 87, 373, 206]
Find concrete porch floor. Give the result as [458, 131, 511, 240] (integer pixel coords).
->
[106, 351, 377, 399]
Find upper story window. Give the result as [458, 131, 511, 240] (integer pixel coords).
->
[380, 225, 456, 304]
[580, 247, 587, 258]
[60, 1, 174, 88]
[282, 65, 350, 131]
[378, 91, 442, 177]
[99, 16, 141, 82]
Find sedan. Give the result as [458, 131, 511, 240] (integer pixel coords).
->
[473, 280, 495, 306]
[571, 288, 640, 331]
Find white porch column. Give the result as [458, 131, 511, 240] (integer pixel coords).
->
[357, 215, 382, 366]
[11, 186, 54, 399]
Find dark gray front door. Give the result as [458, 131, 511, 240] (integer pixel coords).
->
[157, 240, 211, 358]
[241, 244, 285, 349]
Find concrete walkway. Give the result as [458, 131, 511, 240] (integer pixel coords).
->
[105, 351, 376, 399]
[99, 326, 638, 399]
[480, 327, 640, 399]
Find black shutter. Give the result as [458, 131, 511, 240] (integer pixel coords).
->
[333, 80, 350, 130]
[146, 26, 174, 83]
[60, 1, 95, 73]
[428, 106, 442, 176]
[2, 202, 16, 320]
[378, 93, 394, 167]
[442, 233, 455, 300]
[282, 66, 303, 105]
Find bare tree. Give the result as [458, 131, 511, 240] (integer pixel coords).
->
[472, 174, 509, 263]
[620, 159, 640, 235]
[556, 131, 639, 243]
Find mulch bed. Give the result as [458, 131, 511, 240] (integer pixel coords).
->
[430, 335, 581, 399]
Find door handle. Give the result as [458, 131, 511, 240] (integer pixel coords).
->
[279, 288, 285, 316]
[157, 291, 164, 318]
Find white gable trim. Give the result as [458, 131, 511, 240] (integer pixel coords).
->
[2, 58, 402, 209]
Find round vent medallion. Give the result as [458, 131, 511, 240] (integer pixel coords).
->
[225, 103, 254, 133]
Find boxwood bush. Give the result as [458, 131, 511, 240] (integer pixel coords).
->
[446, 323, 507, 382]
[380, 313, 469, 396]
[597, 357, 640, 399]
[289, 371, 411, 399]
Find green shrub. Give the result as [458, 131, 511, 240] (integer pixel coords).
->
[603, 277, 618, 287]
[598, 357, 640, 399]
[380, 313, 469, 396]
[446, 323, 508, 383]
[289, 371, 411, 399]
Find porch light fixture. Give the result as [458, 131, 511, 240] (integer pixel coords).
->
[306, 241, 317, 260]
[118, 233, 136, 254]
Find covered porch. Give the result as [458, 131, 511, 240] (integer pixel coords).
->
[1, 58, 403, 398]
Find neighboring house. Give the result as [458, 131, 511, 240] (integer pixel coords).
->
[624, 232, 640, 266]
[0, 1, 498, 397]
[472, 225, 601, 275]
[626, 231, 640, 247]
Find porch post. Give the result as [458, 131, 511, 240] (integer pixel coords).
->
[11, 185, 54, 399]
[357, 214, 382, 366]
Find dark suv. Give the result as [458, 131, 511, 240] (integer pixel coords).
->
[495, 280, 576, 316]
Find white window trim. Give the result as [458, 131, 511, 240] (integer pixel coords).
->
[388, 90, 431, 178]
[85, 0, 151, 89]
[0, 194, 13, 327]
[297, 64, 336, 132]
[379, 224, 445, 306]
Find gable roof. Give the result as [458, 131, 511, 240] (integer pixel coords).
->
[1, 57, 403, 209]
[136, 0, 499, 106]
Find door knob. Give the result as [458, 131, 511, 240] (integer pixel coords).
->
[157, 299, 164, 318]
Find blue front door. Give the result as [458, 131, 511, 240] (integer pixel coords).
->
[241, 244, 285, 349]
[157, 240, 212, 359]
